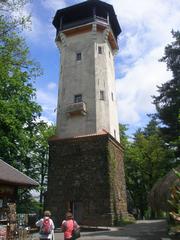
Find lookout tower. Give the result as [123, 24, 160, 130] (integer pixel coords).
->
[53, 0, 121, 141]
[47, 0, 128, 226]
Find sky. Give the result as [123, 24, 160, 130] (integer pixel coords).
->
[21, 0, 180, 136]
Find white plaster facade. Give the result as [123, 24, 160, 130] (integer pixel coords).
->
[55, 23, 120, 141]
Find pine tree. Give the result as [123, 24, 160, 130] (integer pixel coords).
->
[153, 30, 180, 160]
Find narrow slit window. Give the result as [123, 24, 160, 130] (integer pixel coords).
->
[74, 94, 82, 103]
[98, 46, 102, 54]
[76, 52, 81, 61]
[111, 92, 114, 101]
[100, 90, 105, 100]
[114, 130, 116, 139]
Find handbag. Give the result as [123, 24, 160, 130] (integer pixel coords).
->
[72, 225, 80, 239]
[72, 227, 80, 239]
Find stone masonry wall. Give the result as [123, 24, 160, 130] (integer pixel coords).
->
[107, 139, 128, 224]
[46, 133, 128, 226]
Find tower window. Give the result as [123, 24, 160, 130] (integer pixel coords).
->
[100, 90, 105, 100]
[111, 92, 114, 101]
[98, 46, 102, 54]
[76, 52, 81, 61]
[114, 130, 116, 139]
[74, 94, 82, 103]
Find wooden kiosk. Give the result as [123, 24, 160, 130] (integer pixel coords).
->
[0, 159, 38, 239]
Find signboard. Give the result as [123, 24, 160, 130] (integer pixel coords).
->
[0, 186, 14, 197]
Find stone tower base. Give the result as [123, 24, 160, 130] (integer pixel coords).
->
[46, 132, 128, 226]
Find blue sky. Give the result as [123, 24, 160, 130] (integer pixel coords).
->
[21, 0, 180, 136]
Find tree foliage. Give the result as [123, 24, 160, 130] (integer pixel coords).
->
[0, 0, 54, 212]
[122, 119, 173, 218]
[0, 0, 31, 34]
[153, 30, 180, 159]
[31, 122, 55, 207]
[122, 31, 180, 219]
[0, 14, 42, 168]
[17, 122, 55, 213]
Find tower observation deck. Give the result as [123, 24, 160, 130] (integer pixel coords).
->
[53, 0, 121, 39]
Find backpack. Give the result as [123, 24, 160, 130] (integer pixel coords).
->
[40, 218, 51, 235]
[62, 220, 80, 239]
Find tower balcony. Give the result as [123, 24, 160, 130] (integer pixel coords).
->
[61, 16, 109, 32]
[53, 0, 121, 40]
[66, 101, 87, 117]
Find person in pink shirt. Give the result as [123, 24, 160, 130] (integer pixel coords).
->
[61, 212, 80, 240]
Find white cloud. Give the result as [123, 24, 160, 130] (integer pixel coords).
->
[21, 1, 57, 44]
[48, 82, 57, 90]
[36, 89, 57, 123]
[41, 0, 67, 11]
[116, 46, 172, 125]
[37, 89, 57, 107]
[109, 0, 180, 130]
[116, 0, 180, 59]
[24, 15, 44, 41]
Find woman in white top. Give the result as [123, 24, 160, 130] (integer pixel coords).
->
[36, 210, 55, 240]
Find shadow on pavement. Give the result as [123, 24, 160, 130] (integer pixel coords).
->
[81, 220, 171, 240]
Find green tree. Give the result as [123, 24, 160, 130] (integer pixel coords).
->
[32, 122, 55, 207]
[119, 123, 129, 148]
[124, 119, 172, 218]
[153, 30, 180, 159]
[17, 122, 55, 214]
[0, 0, 47, 212]
[0, 15, 42, 168]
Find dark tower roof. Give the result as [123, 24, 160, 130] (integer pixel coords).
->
[53, 0, 121, 39]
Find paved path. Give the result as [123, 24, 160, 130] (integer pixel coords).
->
[31, 219, 172, 240]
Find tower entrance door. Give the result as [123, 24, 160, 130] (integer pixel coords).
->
[70, 201, 83, 223]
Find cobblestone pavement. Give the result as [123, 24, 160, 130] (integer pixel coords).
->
[31, 219, 172, 240]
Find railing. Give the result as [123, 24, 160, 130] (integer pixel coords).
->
[60, 16, 108, 31]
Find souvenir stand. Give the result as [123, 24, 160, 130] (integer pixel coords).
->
[0, 159, 38, 239]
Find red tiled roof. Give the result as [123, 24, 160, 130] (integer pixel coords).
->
[0, 159, 39, 187]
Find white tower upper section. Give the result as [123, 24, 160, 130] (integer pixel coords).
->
[53, 0, 121, 142]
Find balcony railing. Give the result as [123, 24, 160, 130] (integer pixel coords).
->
[60, 16, 108, 31]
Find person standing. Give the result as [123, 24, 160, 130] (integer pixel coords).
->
[36, 210, 55, 240]
[61, 212, 80, 240]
